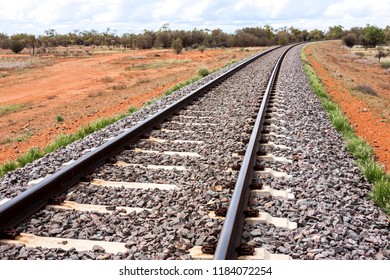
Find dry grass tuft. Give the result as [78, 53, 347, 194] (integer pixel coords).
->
[88, 89, 105, 98]
[101, 76, 114, 83]
[112, 83, 127, 90]
[353, 84, 378, 96]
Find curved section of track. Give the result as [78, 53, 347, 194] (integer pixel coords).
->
[213, 45, 294, 260]
[1, 43, 388, 260]
[0, 45, 291, 260]
[0, 46, 281, 234]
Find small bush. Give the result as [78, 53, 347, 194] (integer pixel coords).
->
[10, 40, 25, 54]
[342, 33, 357, 48]
[354, 52, 365, 57]
[198, 45, 206, 53]
[374, 47, 389, 63]
[353, 84, 378, 96]
[381, 61, 390, 69]
[56, 115, 64, 122]
[198, 67, 210, 77]
[171, 38, 183, 54]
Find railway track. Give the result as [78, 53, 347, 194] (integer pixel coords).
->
[0, 43, 389, 260]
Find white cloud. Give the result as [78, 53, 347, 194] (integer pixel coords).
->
[181, 0, 212, 21]
[0, 0, 389, 35]
[325, 0, 390, 18]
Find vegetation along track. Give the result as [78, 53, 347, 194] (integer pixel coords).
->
[0, 44, 389, 260]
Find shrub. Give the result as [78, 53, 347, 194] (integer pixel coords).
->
[171, 38, 183, 54]
[374, 47, 389, 63]
[342, 33, 357, 48]
[363, 24, 385, 48]
[198, 45, 206, 53]
[56, 115, 64, 122]
[10, 40, 25, 54]
[198, 67, 209, 77]
[381, 61, 390, 69]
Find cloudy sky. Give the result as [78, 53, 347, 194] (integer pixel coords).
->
[0, 0, 389, 35]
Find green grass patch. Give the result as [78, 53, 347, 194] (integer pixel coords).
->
[372, 177, 390, 212]
[0, 104, 29, 117]
[301, 46, 390, 214]
[0, 131, 32, 145]
[143, 97, 160, 107]
[0, 106, 139, 178]
[223, 60, 238, 67]
[56, 115, 64, 122]
[17, 148, 43, 168]
[347, 137, 374, 161]
[163, 59, 240, 97]
[164, 76, 200, 96]
[0, 161, 18, 176]
[360, 159, 386, 182]
[128, 106, 138, 114]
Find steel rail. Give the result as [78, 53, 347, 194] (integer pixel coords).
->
[0, 46, 282, 234]
[213, 44, 296, 260]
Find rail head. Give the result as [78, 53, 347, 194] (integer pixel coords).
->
[213, 44, 298, 260]
[0, 46, 283, 235]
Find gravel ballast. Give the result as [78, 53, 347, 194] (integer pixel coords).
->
[0, 45, 388, 260]
[0, 46, 287, 259]
[241, 44, 389, 260]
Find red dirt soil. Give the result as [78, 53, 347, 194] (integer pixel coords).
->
[0, 47, 263, 166]
[305, 41, 390, 172]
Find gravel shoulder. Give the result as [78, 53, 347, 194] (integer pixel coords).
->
[241, 44, 389, 260]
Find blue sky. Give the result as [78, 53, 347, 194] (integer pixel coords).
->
[0, 0, 389, 35]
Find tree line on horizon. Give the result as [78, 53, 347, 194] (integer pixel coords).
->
[0, 24, 389, 54]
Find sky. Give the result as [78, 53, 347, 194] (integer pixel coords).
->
[0, 0, 389, 35]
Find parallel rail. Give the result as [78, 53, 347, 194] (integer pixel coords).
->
[213, 44, 296, 260]
[0, 46, 282, 235]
